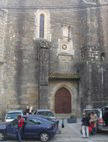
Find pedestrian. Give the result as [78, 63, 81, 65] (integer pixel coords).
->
[62, 118, 64, 128]
[29, 106, 33, 114]
[17, 115, 24, 142]
[89, 112, 97, 135]
[93, 113, 98, 134]
[24, 105, 30, 115]
[81, 112, 90, 138]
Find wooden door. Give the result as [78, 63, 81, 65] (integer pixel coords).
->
[55, 88, 71, 114]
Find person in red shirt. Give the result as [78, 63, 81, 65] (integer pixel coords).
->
[17, 115, 24, 142]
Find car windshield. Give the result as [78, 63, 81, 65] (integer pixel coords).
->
[37, 111, 54, 117]
[6, 112, 22, 119]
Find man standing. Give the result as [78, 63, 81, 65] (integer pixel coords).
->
[81, 112, 90, 138]
[24, 106, 29, 115]
[29, 106, 33, 114]
[17, 115, 24, 142]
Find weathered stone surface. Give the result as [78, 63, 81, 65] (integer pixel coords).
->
[0, 0, 107, 117]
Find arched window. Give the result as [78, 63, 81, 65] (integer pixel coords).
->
[39, 14, 45, 38]
[35, 10, 51, 40]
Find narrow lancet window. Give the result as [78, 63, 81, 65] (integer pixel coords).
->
[39, 14, 45, 38]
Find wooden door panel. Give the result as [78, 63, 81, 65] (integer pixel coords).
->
[55, 88, 71, 114]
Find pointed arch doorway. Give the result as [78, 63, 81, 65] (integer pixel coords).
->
[55, 87, 71, 114]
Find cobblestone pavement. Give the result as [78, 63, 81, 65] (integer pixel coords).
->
[52, 122, 108, 142]
[0, 121, 108, 142]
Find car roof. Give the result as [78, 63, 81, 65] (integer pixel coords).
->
[6, 110, 23, 113]
[27, 114, 48, 118]
[36, 109, 53, 112]
[102, 106, 108, 108]
[23, 114, 44, 118]
[84, 108, 100, 110]
[24, 115, 53, 123]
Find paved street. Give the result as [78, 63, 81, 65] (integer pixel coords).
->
[0, 120, 108, 142]
[52, 122, 108, 142]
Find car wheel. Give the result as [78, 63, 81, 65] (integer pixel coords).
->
[40, 132, 49, 142]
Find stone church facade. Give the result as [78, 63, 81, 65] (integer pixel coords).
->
[0, 0, 108, 117]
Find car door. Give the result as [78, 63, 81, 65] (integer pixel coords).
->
[6, 119, 18, 138]
[24, 118, 42, 138]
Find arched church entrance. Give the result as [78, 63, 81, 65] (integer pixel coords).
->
[55, 87, 71, 114]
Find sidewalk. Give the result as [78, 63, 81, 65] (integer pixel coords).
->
[52, 119, 108, 142]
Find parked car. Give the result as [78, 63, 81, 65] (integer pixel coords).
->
[0, 115, 57, 142]
[34, 109, 59, 127]
[5, 110, 24, 122]
[84, 106, 108, 132]
[35, 109, 55, 119]
[98, 106, 108, 131]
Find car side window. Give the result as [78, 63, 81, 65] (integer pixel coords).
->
[28, 119, 41, 125]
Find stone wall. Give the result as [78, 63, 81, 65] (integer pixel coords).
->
[0, 10, 7, 117]
[80, 0, 108, 108]
[100, 5, 108, 59]
[0, 0, 81, 113]
[3, 9, 38, 110]
[0, 0, 108, 116]
[1, 0, 81, 8]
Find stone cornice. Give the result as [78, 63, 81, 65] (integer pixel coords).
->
[49, 72, 80, 80]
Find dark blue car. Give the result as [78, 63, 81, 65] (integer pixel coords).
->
[0, 115, 57, 142]
[34, 109, 59, 128]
